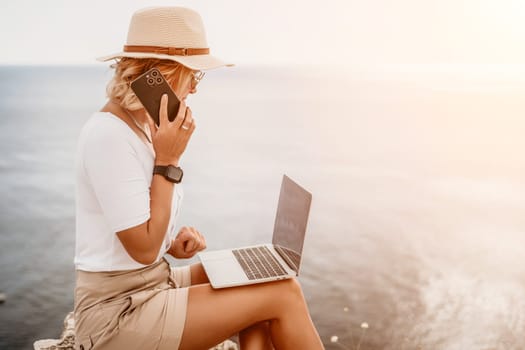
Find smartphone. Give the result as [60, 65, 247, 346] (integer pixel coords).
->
[130, 67, 181, 126]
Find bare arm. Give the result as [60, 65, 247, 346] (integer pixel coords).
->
[116, 169, 176, 264]
[116, 95, 196, 265]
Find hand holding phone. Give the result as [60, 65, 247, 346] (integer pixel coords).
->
[130, 68, 181, 126]
[144, 85, 195, 166]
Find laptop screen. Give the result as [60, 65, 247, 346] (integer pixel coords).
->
[272, 175, 312, 275]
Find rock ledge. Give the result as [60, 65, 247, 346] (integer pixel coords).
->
[33, 312, 238, 350]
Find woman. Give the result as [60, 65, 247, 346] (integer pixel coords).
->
[74, 6, 324, 350]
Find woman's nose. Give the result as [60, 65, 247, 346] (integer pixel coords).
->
[189, 87, 197, 94]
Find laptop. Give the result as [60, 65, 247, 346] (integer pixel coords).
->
[198, 174, 312, 289]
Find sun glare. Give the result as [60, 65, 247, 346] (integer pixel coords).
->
[478, 0, 525, 35]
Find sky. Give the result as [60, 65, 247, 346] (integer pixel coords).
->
[1, 0, 525, 67]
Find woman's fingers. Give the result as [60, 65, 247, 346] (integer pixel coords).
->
[189, 227, 206, 251]
[187, 235, 202, 253]
[178, 228, 194, 253]
[146, 113, 157, 138]
[177, 227, 206, 254]
[195, 229, 206, 250]
[158, 94, 169, 127]
[181, 107, 193, 131]
[152, 98, 196, 166]
[178, 228, 197, 253]
[172, 100, 187, 129]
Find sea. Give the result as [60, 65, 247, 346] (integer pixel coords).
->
[0, 64, 524, 349]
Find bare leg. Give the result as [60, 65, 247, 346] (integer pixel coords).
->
[178, 278, 324, 350]
[239, 321, 274, 350]
[189, 263, 209, 285]
[189, 263, 275, 349]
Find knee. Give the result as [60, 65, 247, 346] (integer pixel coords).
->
[279, 277, 305, 302]
[260, 278, 306, 318]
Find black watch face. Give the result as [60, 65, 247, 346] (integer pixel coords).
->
[167, 166, 183, 182]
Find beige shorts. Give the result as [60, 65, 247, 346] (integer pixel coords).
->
[74, 258, 191, 350]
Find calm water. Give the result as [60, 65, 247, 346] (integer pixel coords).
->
[0, 64, 524, 349]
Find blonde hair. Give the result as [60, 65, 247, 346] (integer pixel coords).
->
[106, 57, 193, 111]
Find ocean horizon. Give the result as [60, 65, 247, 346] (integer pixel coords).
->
[1, 63, 524, 349]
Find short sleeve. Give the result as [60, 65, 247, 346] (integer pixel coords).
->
[82, 124, 150, 232]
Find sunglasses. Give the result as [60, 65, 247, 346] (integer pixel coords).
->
[191, 70, 205, 88]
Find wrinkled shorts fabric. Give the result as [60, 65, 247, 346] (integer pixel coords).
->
[74, 258, 191, 350]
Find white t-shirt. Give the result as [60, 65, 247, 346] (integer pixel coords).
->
[74, 112, 183, 272]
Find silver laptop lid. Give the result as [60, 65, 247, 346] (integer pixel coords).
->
[272, 175, 312, 275]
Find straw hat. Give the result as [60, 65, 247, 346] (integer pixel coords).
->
[96, 6, 233, 70]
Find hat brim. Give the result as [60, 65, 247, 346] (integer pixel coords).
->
[96, 51, 234, 70]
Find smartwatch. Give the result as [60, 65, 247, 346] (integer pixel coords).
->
[153, 165, 183, 183]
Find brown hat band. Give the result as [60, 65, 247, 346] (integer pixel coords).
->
[123, 45, 210, 56]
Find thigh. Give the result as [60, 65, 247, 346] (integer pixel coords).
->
[178, 278, 301, 350]
[189, 262, 209, 285]
[108, 288, 188, 350]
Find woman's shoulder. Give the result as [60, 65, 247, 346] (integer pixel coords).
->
[84, 111, 128, 131]
[79, 112, 132, 145]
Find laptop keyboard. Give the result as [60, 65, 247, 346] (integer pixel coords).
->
[232, 246, 288, 280]
[274, 246, 301, 273]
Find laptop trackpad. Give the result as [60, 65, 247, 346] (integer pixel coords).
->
[204, 256, 248, 286]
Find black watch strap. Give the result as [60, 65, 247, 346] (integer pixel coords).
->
[153, 165, 183, 183]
